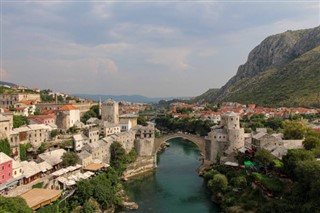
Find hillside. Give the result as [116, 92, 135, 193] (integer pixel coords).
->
[0, 81, 16, 87]
[191, 88, 219, 103]
[196, 26, 320, 107]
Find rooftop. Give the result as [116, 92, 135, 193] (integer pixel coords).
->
[38, 149, 66, 166]
[20, 188, 62, 210]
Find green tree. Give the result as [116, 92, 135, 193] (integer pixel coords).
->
[68, 125, 79, 134]
[282, 120, 309, 139]
[137, 116, 148, 126]
[19, 144, 28, 161]
[33, 108, 41, 115]
[50, 129, 60, 138]
[62, 152, 79, 167]
[0, 138, 11, 156]
[254, 149, 275, 168]
[38, 143, 46, 154]
[80, 198, 100, 213]
[110, 142, 128, 175]
[282, 149, 315, 178]
[76, 179, 94, 204]
[208, 174, 228, 193]
[303, 136, 320, 150]
[0, 196, 32, 213]
[230, 175, 247, 189]
[13, 115, 28, 128]
[81, 105, 100, 123]
[265, 117, 283, 131]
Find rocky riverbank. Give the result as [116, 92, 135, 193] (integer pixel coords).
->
[122, 155, 156, 180]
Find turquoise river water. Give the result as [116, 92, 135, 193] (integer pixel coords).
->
[119, 138, 220, 213]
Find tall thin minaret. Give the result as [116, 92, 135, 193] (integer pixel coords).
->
[98, 97, 102, 117]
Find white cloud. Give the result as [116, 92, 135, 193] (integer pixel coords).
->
[146, 47, 191, 71]
[90, 2, 114, 20]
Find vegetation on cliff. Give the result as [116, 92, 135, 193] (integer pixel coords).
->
[195, 26, 320, 107]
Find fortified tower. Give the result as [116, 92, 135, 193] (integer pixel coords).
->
[221, 112, 244, 151]
[207, 112, 244, 162]
[101, 99, 119, 124]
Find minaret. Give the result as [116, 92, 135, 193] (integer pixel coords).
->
[98, 97, 102, 117]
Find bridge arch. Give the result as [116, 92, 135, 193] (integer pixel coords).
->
[154, 133, 206, 155]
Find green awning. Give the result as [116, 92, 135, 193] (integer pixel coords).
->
[244, 161, 253, 166]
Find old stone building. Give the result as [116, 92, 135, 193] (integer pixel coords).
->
[107, 130, 136, 153]
[56, 105, 80, 129]
[0, 111, 13, 139]
[133, 124, 155, 157]
[83, 126, 100, 143]
[82, 139, 112, 164]
[101, 99, 119, 124]
[0, 93, 40, 109]
[10, 124, 51, 149]
[207, 112, 245, 162]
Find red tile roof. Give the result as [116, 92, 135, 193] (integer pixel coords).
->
[59, 105, 78, 111]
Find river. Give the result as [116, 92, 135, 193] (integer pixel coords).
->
[119, 138, 220, 213]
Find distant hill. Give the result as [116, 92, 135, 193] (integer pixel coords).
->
[0, 81, 16, 87]
[195, 26, 320, 107]
[74, 94, 190, 103]
[190, 88, 219, 103]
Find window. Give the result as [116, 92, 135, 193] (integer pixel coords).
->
[8, 164, 10, 167]
[2, 166, 4, 170]
[14, 171, 17, 175]
[2, 175, 4, 179]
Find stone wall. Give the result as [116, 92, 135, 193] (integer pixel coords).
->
[122, 155, 156, 180]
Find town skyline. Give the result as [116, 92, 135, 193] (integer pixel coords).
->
[1, 1, 320, 97]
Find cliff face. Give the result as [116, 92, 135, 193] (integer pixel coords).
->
[197, 26, 320, 107]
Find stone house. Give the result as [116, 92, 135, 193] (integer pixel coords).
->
[10, 124, 51, 149]
[83, 127, 100, 143]
[56, 105, 80, 130]
[73, 134, 89, 152]
[82, 139, 112, 164]
[107, 130, 136, 153]
[77, 150, 93, 168]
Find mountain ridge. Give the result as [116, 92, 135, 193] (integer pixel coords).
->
[195, 26, 320, 107]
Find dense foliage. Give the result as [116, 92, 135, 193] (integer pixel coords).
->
[81, 105, 100, 123]
[0, 196, 32, 213]
[19, 143, 32, 161]
[155, 115, 215, 136]
[13, 115, 28, 128]
[0, 139, 11, 156]
[205, 146, 320, 212]
[68, 167, 122, 211]
[110, 142, 137, 175]
[137, 116, 148, 126]
[61, 152, 79, 167]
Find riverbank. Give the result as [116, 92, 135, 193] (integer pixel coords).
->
[122, 155, 156, 180]
[120, 138, 219, 213]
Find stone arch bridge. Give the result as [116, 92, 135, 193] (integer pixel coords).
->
[154, 133, 206, 155]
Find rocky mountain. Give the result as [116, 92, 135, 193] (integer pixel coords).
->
[196, 26, 320, 107]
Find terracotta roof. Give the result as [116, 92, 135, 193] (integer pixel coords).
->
[59, 105, 78, 111]
[20, 100, 32, 105]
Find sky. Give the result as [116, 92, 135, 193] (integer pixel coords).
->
[1, 0, 320, 97]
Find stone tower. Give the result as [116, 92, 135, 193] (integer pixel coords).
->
[101, 99, 119, 124]
[222, 112, 244, 151]
[207, 112, 244, 163]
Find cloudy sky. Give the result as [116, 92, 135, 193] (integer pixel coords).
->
[1, 1, 320, 97]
